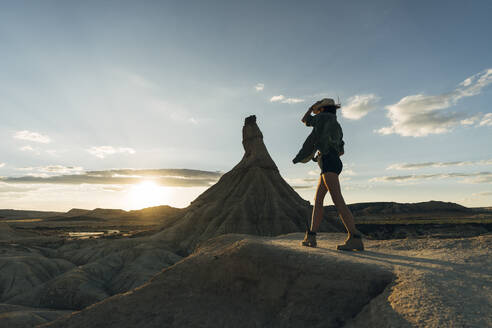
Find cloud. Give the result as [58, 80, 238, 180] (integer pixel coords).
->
[472, 191, 492, 197]
[0, 163, 5, 169]
[460, 112, 492, 127]
[0, 182, 37, 193]
[285, 177, 318, 190]
[87, 146, 136, 159]
[387, 159, 492, 170]
[102, 186, 125, 192]
[270, 95, 304, 104]
[283, 98, 304, 104]
[377, 68, 492, 137]
[19, 145, 42, 155]
[479, 113, 492, 126]
[270, 95, 285, 102]
[370, 171, 492, 184]
[291, 185, 315, 190]
[463, 174, 492, 184]
[341, 169, 357, 176]
[460, 113, 483, 126]
[13, 130, 51, 143]
[169, 111, 200, 125]
[254, 83, 265, 91]
[341, 94, 380, 120]
[0, 168, 223, 187]
[20, 145, 35, 152]
[16, 165, 84, 174]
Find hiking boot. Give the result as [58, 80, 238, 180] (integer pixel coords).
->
[301, 230, 317, 248]
[337, 233, 364, 251]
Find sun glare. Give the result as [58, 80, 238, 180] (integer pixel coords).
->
[127, 180, 170, 210]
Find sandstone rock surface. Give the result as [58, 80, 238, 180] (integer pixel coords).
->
[41, 233, 492, 328]
[42, 233, 394, 328]
[0, 236, 182, 328]
[0, 304, 70, 328]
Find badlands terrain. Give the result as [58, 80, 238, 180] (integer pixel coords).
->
[1, 116, 491, 327]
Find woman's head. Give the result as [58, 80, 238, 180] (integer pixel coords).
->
[311, 98, 340, 114]
[315, 105, 338, 114]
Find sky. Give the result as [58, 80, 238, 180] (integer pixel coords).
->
[0, 0, 491, 211]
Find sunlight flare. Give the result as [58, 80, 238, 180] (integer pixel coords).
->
[127, 180, 171, 210]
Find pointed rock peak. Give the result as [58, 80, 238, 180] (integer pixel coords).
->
[233, 115, 278, 171]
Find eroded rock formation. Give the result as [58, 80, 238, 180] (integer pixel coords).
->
[42, 234, 394, 328]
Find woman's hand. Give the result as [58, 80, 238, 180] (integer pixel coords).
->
[309, 100, 322, 111]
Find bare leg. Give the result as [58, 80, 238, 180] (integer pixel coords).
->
[322, 172, 360, 236]
[310, 176, 327, 232]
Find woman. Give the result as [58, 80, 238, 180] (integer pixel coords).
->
[300, 98, 364, 251]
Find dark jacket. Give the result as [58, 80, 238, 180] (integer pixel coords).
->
[292, 112, 345, 164]
[292, 129, 317, 163]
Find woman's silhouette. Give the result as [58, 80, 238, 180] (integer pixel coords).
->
[299, 98, 364, 251]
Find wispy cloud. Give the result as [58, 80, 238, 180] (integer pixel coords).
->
[87, 146, 136, 159]
[1, 168, 223, 187]
[341, 94, 380, 120]
[371, 171, 492, 184]
[0, 182, 37, 194]
[286, 177, 317, 190]
[270, 95, 304, 104]
[16, 165, 84, 174]
[291, 185, 314, 190]
[169, 111, 201, 125]
[0, 163, 5, 169]
[282, 98, 304, 104]
[254, 83, 265, 91]
[13, 130, 51, 143]
[342, 169, 357, 176]
[460, 113, 483, 126]
[377, 68, 492, 137]
[472, 191, 492, 197]
[270, 95, 285, 102]
[463, 174, 492, 184]
[19, 145, 41, 155]
[387, 159, 492, 170]
[20, 145, 34, 152]
[479, 113, 492, 126]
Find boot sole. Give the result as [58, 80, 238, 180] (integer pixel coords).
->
[336, 246, 364, 251]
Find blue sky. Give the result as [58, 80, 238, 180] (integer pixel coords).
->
[0, 0, 491, 211]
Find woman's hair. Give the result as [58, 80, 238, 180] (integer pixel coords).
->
[320, 105, 338, 114]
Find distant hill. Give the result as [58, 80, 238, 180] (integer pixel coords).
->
[1, 201, 483, 222]
[128, 205, 182, 219]
[0, 209, 62, 220]
[61, 208, 127, 219]
[344, 200, 472, 216]
[0, 205, 182, 223]
[47, 205, 182, 222]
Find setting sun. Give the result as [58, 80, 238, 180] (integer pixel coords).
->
[127, 180, 170, 210]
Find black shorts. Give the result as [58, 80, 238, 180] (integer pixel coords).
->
[317, 151, 343, 175]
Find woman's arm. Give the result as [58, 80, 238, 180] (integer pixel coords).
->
[301, 107, 313, 124]
[302, 100, 323, 124]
